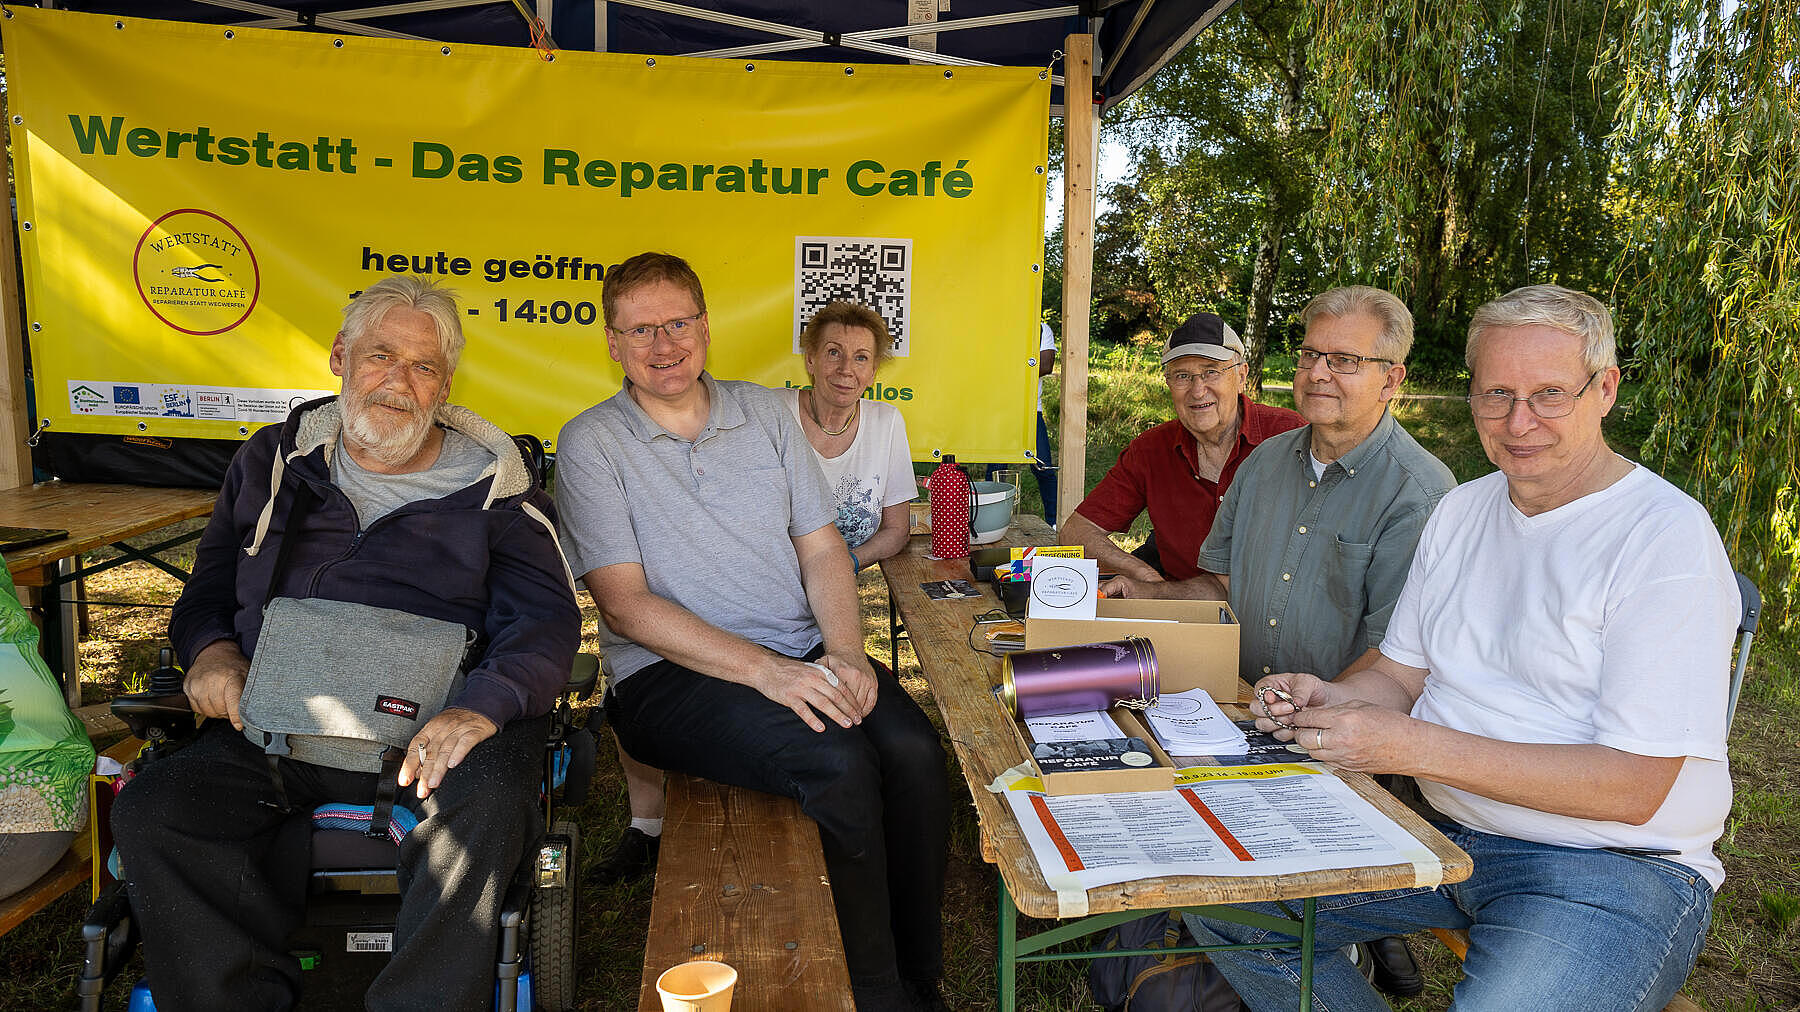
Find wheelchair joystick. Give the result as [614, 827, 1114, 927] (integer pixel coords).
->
[112, 647, 201, 763]
[145, 647, 185, 695]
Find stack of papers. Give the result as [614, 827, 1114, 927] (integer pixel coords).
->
[1024, 709, 1124, 743]
[1142, 688, 1248, 756]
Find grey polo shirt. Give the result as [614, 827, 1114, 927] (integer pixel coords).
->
[553, 373, 838, 684]
[1197, 411, 1454, 682]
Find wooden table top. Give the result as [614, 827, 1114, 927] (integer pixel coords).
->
[0, 482, 218, 585]
[880, 527, 1472, 920]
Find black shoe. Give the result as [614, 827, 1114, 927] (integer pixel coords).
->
[593, 827, 659, 887]
[1367, 935, 1423, 998]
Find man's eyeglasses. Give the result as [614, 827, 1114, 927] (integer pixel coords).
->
[1166, 362, 1244, 387]
[1296, 348, 1394, 374]
[610, 313, 706, 348]
[1468, 371, 1599, 419]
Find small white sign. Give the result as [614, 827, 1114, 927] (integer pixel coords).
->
[67, 380, 331, 424]
[1027, 557, 1099, 621]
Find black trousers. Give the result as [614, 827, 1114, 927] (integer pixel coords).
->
[608, 650, 950, 996]
[111, 716, 547, 1012]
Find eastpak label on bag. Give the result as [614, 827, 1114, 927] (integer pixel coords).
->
[376, 696, 420, 719]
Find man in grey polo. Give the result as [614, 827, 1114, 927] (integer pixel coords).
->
[1101, 285, 1453, 997]
[553, 252, 950, 1012]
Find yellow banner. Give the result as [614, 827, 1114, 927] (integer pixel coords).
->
[4, 9, 1049, 457]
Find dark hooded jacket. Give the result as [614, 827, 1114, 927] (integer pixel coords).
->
[170, 396, 581, 728]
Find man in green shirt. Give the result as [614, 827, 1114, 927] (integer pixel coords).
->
[1101, 284, 1454, 996]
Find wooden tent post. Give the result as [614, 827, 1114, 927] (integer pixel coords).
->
[0, 88, 38, 491]
[1055, 33, 1095, 531]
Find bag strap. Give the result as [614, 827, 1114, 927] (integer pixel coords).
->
[261, 731, 294, 812]
[255, 476, 315, 801]
[262, 477, 316, 606]
[368, 746, 406, 841]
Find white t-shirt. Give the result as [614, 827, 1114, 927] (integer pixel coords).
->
[1381, 466, 1738, 889]
[779, 388, 916, 550]
[1036, 321, 1056, 416]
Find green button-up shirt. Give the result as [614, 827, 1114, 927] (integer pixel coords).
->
[1197, 411, 1455, 682]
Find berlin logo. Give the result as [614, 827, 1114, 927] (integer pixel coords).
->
[133, 208, 260, 336]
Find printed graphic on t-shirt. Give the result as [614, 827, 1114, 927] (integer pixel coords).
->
[834, 472, 883, 548]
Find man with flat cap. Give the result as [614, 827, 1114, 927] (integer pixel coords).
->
[1064, 312, 1303, 582]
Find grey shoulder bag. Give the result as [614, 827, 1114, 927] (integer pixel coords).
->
[238, 481, 474, 835]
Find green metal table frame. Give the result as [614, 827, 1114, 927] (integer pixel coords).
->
[996, 878, 1319, 1012]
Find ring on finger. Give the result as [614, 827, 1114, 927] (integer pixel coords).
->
[1315, 728, 1323, 750]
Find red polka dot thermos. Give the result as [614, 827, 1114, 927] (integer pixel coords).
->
[928, 455, 973, 560]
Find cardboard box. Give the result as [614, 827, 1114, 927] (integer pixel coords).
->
[1006, 702, 1176, 795]
[1025, 598, 1239, 701]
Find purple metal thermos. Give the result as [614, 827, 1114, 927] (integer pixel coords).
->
[998, 637, 1159, 718]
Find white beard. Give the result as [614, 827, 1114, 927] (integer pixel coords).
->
[342, 388, 437, 468]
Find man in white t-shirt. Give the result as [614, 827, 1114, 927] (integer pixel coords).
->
[1186, 285, 1739, 1011]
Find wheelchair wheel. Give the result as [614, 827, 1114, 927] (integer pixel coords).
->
[529, 820, 581, 1011]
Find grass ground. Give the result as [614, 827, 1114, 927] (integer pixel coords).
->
[1, 343, 1792, 1010]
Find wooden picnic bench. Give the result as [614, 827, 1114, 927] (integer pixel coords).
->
[636, 773, 853, 1011]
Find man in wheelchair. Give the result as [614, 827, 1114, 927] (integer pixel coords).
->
[109, 277, 581, 1011]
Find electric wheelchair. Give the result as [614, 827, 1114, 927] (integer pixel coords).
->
[77, 647, 598, 1011]
[78, 436, 599, 1011]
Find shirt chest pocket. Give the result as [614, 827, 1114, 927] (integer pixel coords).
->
[1324, 535, 1375, 613]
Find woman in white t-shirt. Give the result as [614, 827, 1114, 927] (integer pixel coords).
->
[780, 301, 916, 570]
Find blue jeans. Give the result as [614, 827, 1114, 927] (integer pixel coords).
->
[1184, 823, 1714, 1012]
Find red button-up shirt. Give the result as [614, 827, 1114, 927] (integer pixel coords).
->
[1073, 395, 1305, 580]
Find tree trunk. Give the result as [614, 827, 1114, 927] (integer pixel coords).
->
[1243, 220, 1283, 394]
[1243, 29, 1305, 395]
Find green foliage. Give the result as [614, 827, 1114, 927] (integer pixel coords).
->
[1106, 0, 1325, 381]
[1299, 0, 1628, 374]
[1100, 0, 1629, 384]
[1759, 888, 1800, 936]
[1608, 0, 1800, 627]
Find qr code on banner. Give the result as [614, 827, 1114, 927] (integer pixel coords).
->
[793, 237, 911, 356]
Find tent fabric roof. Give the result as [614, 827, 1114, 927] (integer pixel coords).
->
[50, 0, 1238, 113]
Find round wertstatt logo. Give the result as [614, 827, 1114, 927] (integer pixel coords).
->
[133, 209, 260, 335]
